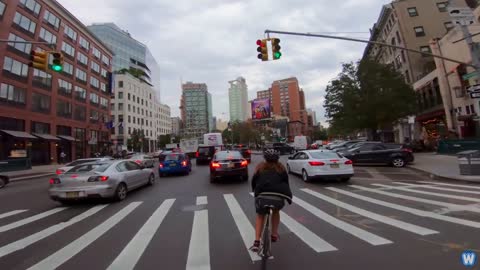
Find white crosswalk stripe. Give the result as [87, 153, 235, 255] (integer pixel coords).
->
[0, 210, 28, 220]
[418, 181, 480, 190]
[395, 182, 480, 194]
[186, 209, 210, 270]
[328, 187, 480, 228]
[301, 188, 439, 236]
[0, 207, 67, 233]
[369, 184, 480, 203]
[27, 202, 142, 270]
[292, 196, 392, 246]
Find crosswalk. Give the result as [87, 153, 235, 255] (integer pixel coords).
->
[0, 180, 479, 269]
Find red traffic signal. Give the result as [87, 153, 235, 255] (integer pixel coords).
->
[256, 39, 268, 61]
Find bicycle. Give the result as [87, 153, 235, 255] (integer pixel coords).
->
[256, 195, 284, 269]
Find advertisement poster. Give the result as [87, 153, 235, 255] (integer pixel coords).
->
[251, 98, 271, 120]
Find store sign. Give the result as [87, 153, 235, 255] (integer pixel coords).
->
[10, 150, 27, 158]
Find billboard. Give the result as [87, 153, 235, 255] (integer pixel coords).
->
[251, 98, 271, 120]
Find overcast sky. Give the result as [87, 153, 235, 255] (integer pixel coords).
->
[58, 0, 391, 126]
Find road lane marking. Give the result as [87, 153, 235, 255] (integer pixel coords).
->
[418, 181, 480, 190]
[301, 188, 438, 236]
[0, 205, 107, 258]
[107, 200, 174, 270]
[196, 196, 208, 205]
[369, 184, 480, 203]
[249, 193, 337, 253]
[0, 207, 67, 233]
[354, 184, 480, 213]
[292, 196, 392, 246]
[223, 194, 261, 262]
[327, 187, 480, 228]
[186, 209, 210, 270]
[28, 202, 142, 270]
[393, 182, 480, 195]
[0, 210, 28, 220]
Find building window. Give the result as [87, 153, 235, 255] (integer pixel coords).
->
[75, 68, 87, 82]
[100, 97, 108, 109]
[91, 61, 100, 73]
[90, 76, 100, 89]
[102, 55, 110, 66]
[33, 68, 52, 88]
[118, 103, 124, 111]
[58, 79, 72, 96]
[0, 83, 26, 105]
[407, 7, 418, 17]
[3, 56, 29, 78]
[0, 2, 6, 18]
[31, 92, 50, 113]
[79, 36, 90, 50]
[401, 50, 406, 62]
[444, 21, 454, 31]
[31, 121, 50, 134]
[405, 70, 411, 84]
[63, 25, 77, 41]
[13, 12, 36, 35]
[101, 68, 107, 78]
[19, 0, 41, 16]
[57, 100, 72, 118]
[74, 86, 86, 101]
[437, 2, 448, 12]
[128, 115, 131, 123]
[92, 47, 101, 59]
[90, 92, 99, 104]
[7, 33, 32, 54]
[39, 28, 57, 45]
[100, 83, 106, 93]
[62, 61, 73, 75]
[90, 110, 99, 123]
[61, 42, 75, 57]
[43, 10, 60, 30]
[420, 46, 431, 56]
[118, 92, 124, 99]
[414, 26, 425, 37]
[77, 52, 88, 66]
[118, 81, 124, 88]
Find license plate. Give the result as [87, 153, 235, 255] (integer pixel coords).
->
[330, 164, 339, 169]
[170, 163, 177, 167]
[66, 192, 79, 198]
[228, 163, 235, 168]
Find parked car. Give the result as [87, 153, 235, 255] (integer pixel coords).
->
[129, 154, 155, 168]
[159, 153, 192, 176]
[329, 140, 364, 151]
[264, 143, 295, 155]
[286, 150, 353, 182]
[49, 160, 155, 203]
[210, 151, 249, 183]
[339, 143, 414, 168]
[333, 141, 381, 152]
[233, 144, 252, 163]
[0, 174, 9, 189]
[56, 157, 114, 175]
[196, 145, 217, 165]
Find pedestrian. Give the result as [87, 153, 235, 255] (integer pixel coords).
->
[60, 151, 66, 164]
[249, 149, 292, 252]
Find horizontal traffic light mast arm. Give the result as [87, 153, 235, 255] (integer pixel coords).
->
[264, 29, 476, 68]
[0, 39, 56, 47]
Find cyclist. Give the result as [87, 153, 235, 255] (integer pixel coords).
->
[250, 149, 292, 252]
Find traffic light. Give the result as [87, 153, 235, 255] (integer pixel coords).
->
[51, 52, 64, 72]
[29, 50, 48, 71]
[271, 38, 281, 60]
[256, 39, 268, 61]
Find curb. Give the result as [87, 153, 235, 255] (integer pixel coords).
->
[407, 166, 480, 184]
[10, 173, 55, 182]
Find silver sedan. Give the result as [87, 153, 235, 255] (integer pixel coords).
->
[48, 160, 155, 203]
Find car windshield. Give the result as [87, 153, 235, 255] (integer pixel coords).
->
[215, 151, 243, 160]
[309, 152, 342, 159]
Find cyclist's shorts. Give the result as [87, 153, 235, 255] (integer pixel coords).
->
[255, 196, 285, 215]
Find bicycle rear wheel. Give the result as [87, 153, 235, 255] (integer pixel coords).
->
[260, 210, 272, 269]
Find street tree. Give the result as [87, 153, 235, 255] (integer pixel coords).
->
[157, 134, 172, 148]
[324, 60, 417, 138]
[127, 129, 145, 152]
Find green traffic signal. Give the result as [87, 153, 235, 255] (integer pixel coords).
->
[52, 65, 62, 72]
[274, 52, 282, 59]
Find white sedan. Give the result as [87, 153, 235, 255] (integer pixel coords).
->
[286, 150, 354, 182]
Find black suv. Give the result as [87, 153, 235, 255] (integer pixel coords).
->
[196, 146, 216, 165]
[264, 143, 295, 155]
[233, 145, 252, 163]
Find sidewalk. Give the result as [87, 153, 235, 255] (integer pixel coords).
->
[2, 164, 60, 181]
[408, 153, 480, 183]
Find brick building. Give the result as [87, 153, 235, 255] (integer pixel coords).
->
[0, 0, 113, 164]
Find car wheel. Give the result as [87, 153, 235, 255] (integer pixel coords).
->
[114, 183, 127, 201]
[340, 177, 351, 182]
[287, 164, 291, 174]
[0, 178, 6, 189]
[147, 174, 155, 186]
[391, 157, 406, 168]
[302, 169, 310, 182]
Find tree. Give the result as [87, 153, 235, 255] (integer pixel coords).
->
[127, 129, 145, 152]
[157, 134, 172, 148]
[324, 60, 417, 138]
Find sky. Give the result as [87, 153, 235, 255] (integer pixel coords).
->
[57, 0, 392, 126]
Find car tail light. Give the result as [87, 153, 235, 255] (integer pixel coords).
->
[308, 161, 325, 166]
[55, 169, 64, 175]
[330, 159, 339, 162]
[345, 160, 353, 165]
[196, 151, 199, 158]
[70, 174, 78, 178]
[241, 160, 248, 167]
[402, 148, 413, 153]
[49, 178, 61, 184]
[211, 162, 221, 169]
[135, 160, 142, 164]
[88, 176, 109, 182]
[181, 160, 187, 167]
[247, 150, 251, 154]
[159, 163, 164, 168]
[100, 176, 109, 181]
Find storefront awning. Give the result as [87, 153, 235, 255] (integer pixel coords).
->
[33, 133, 61, 141]
[57, 135, 77, 141]
[415, 109, 445, 123]
[0, 130, 37, 139]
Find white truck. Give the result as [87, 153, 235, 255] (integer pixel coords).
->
[180, 139, 199, 154]
[203, 133, 223, 146]
[294, 136, 309, 151]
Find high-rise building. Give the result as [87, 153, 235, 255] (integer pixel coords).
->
[87, 23, 161, 100]
[228, 77, 249, 122]
[307, 109, 317, 125]
[180, 82, 212, 139]
[0, 0, 113, 164]
[257, 89, 272, 100]
[171, 117, 181, 136]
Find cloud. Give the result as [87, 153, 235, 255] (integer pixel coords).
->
[58, 0, 391, 124]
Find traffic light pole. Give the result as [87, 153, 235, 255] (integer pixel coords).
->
[264, 29, 478, 68]
[0, 39, 56, 48]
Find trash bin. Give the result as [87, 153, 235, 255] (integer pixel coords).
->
[457, 150, 480, 175]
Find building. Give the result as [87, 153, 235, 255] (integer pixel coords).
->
[307, 108, 317, 125]
[257, 89, 272, 100]
[87, 23, 161, 99]
[171, 116, 181, 136]
[211, 116, 217, 131]
[111, 73, 168, 152]
[0, 0, 113, 164]
[228, 77, 249, 122]
[180, 82, 212, 139]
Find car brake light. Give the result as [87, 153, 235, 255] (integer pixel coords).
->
[49, 178, 54, 184]
[49, 178, 60, 184]
[159, 163, 164, 168]
[135, 160, 142, 164]
[100, 176, 109, 181]
[211, 162, 221, 168]
[55, 169, 64, 175]
[247, 150, 251, 154]
[309, 161, 325, 166]
[71, 174, 78, 178]
[181, 160, 187, 167]
[196, 151, 199, 158]
[402, 148, 413, 153]
[345, 160, 353, 165]
[241, 160, 248, 167]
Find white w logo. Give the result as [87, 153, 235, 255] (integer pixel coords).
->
[462, 251, 477, 266]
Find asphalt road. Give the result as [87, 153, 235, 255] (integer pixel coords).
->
[0, 155, 479, 270]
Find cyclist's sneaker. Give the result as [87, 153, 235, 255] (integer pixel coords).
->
[249, 240, 260, 252]
[271, 234, 279, 242]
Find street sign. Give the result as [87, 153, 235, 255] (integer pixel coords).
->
[470, 91, 480, 98]
[448, 7, 474, 18]
[463, 72, 478, 81]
